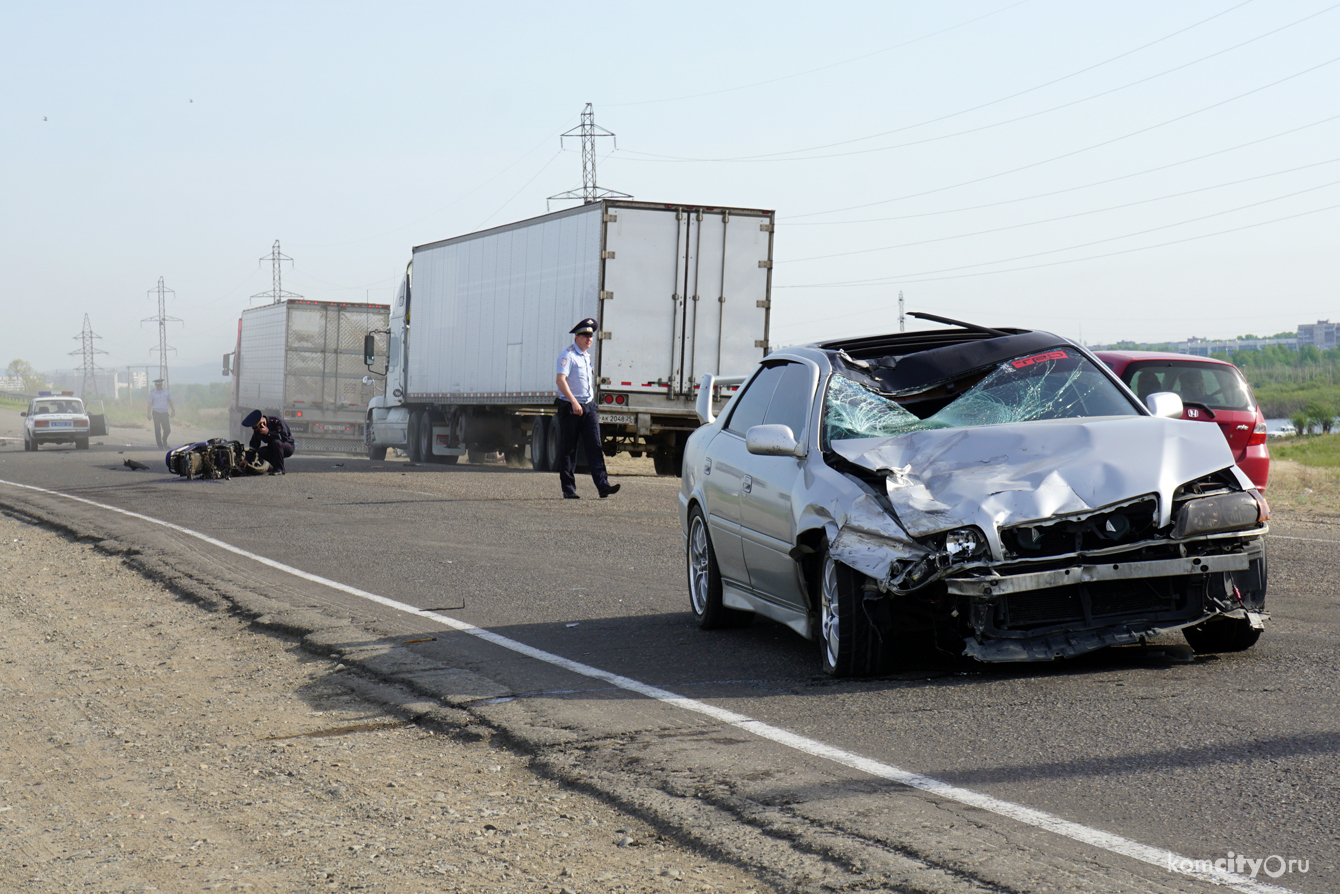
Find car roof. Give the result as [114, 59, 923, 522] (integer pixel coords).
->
[802, 326, 1079, 394]
[1095, 350, 1236, 368]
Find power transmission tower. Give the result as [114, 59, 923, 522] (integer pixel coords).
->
[143, 277, 182, 386]
[251, 239, 303, 304]
[70, 314, 109, 399]
[898, 291, 905, 332]
[548, 103, 631, 207]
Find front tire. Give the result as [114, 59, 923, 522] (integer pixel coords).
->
[1183, 617, 1262, 653]
[368, 444, 388, 461]
[819, 546, 886, 677]
[687, 507, 752, 629]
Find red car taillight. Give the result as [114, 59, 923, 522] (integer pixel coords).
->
[1247, 420, 1268, 446]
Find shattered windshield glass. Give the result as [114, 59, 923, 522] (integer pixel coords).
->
[824, 347, 1138, 444]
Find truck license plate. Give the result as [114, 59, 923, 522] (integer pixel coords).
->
[601, 413, 634, 425]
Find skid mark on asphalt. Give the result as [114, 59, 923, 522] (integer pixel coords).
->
[0, 477, 1300, 894]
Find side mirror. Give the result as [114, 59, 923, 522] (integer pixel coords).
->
[1146, 391, 1184, 419]
[746, 424, 804, 457]
[20, 411, 27, 417]
[222, 352, 232, 376]
[364, 333, 377, 368]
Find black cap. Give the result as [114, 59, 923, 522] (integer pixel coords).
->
[569, 317, 597, 335]
[241, 409, 264, 428]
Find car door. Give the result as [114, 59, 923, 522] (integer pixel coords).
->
[739, 361, 819, 608]
[700, 363, 786, 588]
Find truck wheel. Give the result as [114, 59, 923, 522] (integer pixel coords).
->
[419, 413, 436, 463]
[529, 417, 549, 470]
[545, 417, 561, 472]
[406, 412, 423, 463]
[653, 449, 674, 476]
[76, 437, 89, 450]
[368, 445, 387, 461]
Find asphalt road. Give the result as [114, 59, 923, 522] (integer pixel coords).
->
[2, 421, 1336, 894]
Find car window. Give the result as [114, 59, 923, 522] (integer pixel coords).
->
[761, 362, 814, 439]
[724, 364, 785, 436]
[824, 347, 1138, 445]
[1124, 361, 1254, 412]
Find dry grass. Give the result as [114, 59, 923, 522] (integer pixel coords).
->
[1264, 459, 1340, 518]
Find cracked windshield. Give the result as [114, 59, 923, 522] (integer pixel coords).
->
[824, 348, 1138, 445]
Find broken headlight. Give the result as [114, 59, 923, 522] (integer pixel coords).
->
[1171, 491, 1262, 539]
[886, 526, 988, 594]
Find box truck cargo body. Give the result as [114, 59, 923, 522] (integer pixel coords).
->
[225, 299, 389, 451]
[364, 199, 774, 474]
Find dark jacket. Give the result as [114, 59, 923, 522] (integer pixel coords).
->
[249, 415, 294, 450]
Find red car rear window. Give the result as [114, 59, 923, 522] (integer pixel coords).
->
[1123, 361, 1254, 412]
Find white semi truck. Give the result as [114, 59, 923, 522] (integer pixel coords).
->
[224, 299, 390, 452]
[363, 199, 774, 474]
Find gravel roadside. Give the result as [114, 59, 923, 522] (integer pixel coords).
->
[0, 508, 769, 894]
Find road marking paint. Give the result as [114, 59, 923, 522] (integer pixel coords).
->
[1272, 534, 1340, 544]
[0, 478, 1300, 894]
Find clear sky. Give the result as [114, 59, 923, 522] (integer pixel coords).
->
[5, 0, 1338, 381]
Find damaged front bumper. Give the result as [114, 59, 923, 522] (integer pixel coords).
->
[949, 535, 1268, 662]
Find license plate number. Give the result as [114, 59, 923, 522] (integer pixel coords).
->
[601, 413, 634, 425]
[50, 420, 73, 427]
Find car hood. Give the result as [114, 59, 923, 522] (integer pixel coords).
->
[830, 415, 1243, 541]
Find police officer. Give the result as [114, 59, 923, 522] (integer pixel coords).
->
[146, 378, 175, 448]
[242, 409, 295, 475]
[554, 318, 620, 500]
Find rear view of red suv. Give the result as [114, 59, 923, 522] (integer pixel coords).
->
[1097, 351, 1269, 490]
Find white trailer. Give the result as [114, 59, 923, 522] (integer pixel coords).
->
[224, 299, 390, 452]
[364, 199, 774, 474]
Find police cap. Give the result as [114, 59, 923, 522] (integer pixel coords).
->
[569, 318, 597, 336]
[241, 409, 264, 428]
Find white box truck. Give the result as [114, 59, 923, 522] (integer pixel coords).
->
[224, 299, 390, 452]
[363, 199, 774, 474]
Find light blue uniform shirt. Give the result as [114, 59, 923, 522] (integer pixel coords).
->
[147, 388, 173, 413]
[556, 343, 594, 403]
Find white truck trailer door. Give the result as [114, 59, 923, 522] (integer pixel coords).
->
[600, 206, 771, 397]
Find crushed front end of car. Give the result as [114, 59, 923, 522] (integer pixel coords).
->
[821, 337, 1269, 662]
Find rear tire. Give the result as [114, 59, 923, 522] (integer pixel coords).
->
[653, 449, 674, 476]
[76, 437, 89, 450]
[546, 416, 562, 472]
[368, 445, 387, 461]
[530, 417, 550, 470]
[417, 412, 436, 464]
[818, 545, 886, 677]
[686, 507, 752, 629]
[406, 412, 423, 463]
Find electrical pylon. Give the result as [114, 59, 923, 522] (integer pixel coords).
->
[548, 103, 631, 207]
[142, 277, 182, 386]
[70, 314, 109, 399]
[251, 240, 303, 304]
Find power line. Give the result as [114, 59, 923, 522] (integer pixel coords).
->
[142, 277, 182, 386]
[251, 240, 302, 304]
[69, 314, 108, 399]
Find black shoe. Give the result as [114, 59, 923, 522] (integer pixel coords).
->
[563, 492, 580, 500]
[599, 484, 621, 498]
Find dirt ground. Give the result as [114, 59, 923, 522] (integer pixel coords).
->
[0, 509, 769, 894]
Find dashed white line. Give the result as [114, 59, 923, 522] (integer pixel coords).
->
[0, 478, 1301, 894]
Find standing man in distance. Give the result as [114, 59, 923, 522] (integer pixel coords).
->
[146, 378, 175, 449]
[554, 317, 620, 500]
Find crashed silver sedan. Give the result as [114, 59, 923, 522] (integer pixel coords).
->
[678, 318, 1269, 676]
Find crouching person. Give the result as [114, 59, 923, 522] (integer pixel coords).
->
[242, 409, 295, 475]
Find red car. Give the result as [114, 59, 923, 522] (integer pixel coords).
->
[1097, 351, 1269, 490]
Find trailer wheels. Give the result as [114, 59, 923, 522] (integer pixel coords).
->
[368, 444, 387, 461]
[545, 417, 561, 473]
[530, 417, 550, 470]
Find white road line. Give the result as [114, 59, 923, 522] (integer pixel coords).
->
[0, 478, 1300, 894]
[1271, 534, 1340, 544]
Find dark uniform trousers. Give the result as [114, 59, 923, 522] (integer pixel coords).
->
[557, 399, 611, 496]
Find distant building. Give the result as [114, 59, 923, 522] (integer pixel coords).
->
[1092, 337, 1298, 355]
[1296, 320, 1338, 351]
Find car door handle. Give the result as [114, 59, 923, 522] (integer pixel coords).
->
[703, 457, 712, 475]
[742, 475, 752, 494]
